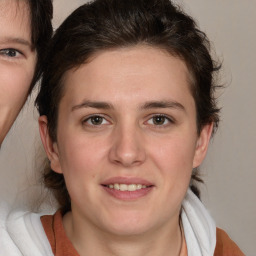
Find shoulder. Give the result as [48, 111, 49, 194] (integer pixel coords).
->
[0, 206, 30, 255]
[214, 228, 245, 256]
[0, 204, 54, 256]
[0, 203, 21, 255]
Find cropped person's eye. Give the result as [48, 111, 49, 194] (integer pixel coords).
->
[146, 114, 174, 127]
[0, 48, 22, 58]
[83, 115, 110, 126]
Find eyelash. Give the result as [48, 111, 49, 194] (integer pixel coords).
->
[0, 48, 23, 58]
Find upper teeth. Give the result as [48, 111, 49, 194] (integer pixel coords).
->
[107, 184, 147, 191]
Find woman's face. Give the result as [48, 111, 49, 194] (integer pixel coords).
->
[0, 0, 36, 144]
[42, 46, 212, 236]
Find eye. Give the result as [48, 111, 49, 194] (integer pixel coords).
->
[83, 115, 109, 126]
[146, 115, 174, 126]
[0, 48, 22, 58]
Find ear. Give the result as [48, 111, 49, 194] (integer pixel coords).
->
[193, 122, 213, 168]
[38, 115, 62, 174]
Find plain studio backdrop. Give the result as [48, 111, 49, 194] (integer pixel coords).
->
[0, 1, 255, 255]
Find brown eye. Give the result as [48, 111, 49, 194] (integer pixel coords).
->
[152, 115, 167, 125]
[0, 48, 21, 58]
[83, 115, 110, 127]
[89, 116, 104, 125]
[146, 114, 174, 127]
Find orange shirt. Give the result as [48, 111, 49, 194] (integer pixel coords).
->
[41, 211, 243, 256]
[41, 211, 79, 256]
[214, 228, 245, 256]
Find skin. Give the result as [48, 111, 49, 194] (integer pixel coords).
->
[0, 0, 36, 145]
[40, 46, 213, 256]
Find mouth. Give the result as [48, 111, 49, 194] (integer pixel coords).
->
[103, 183, 153, 191]
[101, 178, 154, 200]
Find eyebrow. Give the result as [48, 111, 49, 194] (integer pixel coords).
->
[72, 100, 185, 112]
[140, 100, 185, 111]
[72, 100, 114, 111]
[0, 37, 32, 48]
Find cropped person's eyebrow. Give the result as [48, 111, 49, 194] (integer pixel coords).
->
[72, 100, 114, 111]
[140, 100, 185, 112]
[0, 37, 32, 48]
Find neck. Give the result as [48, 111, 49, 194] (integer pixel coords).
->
[63, 211, 183, 256]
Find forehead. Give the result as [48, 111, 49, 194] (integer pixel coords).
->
[0, 0, 31, 42]
[62, 46, 194, 107]
[69, 46, 189, 83]
[0, 0, 29, 17]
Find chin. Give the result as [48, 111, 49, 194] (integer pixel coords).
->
[106, 223, 151, 237]
[100, 211, 154, 236]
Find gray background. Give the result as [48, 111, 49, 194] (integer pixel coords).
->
[0, 1, 255, 255]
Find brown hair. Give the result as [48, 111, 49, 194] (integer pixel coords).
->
[26, 0, 53, 93]
[36, 0, 221, 212]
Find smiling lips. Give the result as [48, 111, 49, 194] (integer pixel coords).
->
[102, 178, 154, 200]
[107, 183, 149, 191]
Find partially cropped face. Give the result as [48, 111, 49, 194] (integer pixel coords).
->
[42, 46, 212, 237]
[0, 0, 36, 144]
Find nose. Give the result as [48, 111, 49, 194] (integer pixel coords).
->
[109, 124, 146, 167]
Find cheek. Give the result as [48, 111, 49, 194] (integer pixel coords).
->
[148, 133, 196, 201]
[57, 133, 108, 179]
[149, 134, 196, 173]
[58, 142, 95, 197]
[0, 66, 33, 103]
[57, 137, 107, 208]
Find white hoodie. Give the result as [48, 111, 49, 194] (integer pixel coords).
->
[0, 202, 53, 256]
